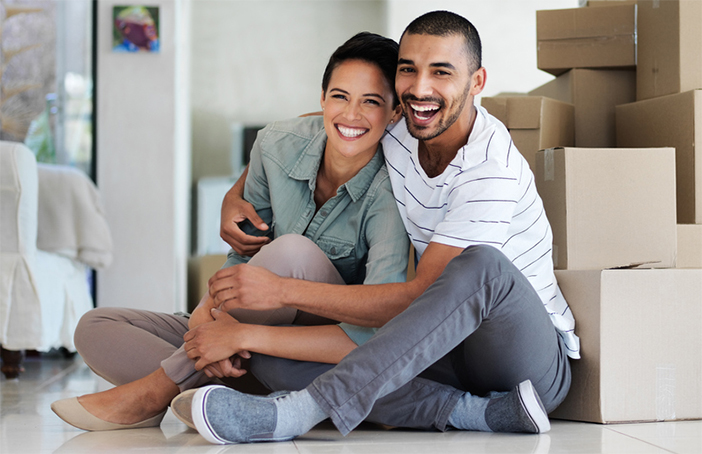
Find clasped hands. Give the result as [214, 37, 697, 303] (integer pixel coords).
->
[184, 263, 284, 378]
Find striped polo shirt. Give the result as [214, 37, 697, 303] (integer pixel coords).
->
[382, 106, 580, 359]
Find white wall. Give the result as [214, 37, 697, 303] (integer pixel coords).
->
[190, 0, 386, 182]
[386, 0, 580, 105]
[95, 0, 582, 313]
[96, 0, 191, 313]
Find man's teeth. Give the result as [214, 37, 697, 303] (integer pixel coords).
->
[338, 125, 367, 138]
[411, 104, 439, 120]
[411, 104, 439, 112]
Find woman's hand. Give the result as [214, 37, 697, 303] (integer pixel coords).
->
[184, 309, 251, 371]
[208, 264, 286, 312]
[202, 355, 251, 379]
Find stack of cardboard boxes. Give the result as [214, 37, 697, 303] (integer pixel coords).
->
[482, 0, 702, 424]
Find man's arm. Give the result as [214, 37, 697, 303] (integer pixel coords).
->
[220, 165, 271, 256]
[210, 242, 465, 327]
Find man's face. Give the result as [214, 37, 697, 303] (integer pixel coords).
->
[395, 33, 474, 142]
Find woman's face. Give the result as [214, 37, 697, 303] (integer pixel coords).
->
[321, 59, 400, 162]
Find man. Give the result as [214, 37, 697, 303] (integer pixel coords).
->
[186, 11, 579, 444]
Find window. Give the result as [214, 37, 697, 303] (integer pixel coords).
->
[0, 0, 95, 178]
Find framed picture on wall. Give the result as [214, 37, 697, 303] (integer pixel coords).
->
[112, 5, 160, 53]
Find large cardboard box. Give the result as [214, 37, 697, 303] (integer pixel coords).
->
[536, 4, 637, 76]
[529, 69, 635, 148]
[637, 0, 702, 101]
[535, 147, 677, 270]
[677, 224, 702, 269]
[481, 96, 574, 172]
[552, 269, 702, 423]
[616, 89, 702, 224]
[187, 254, 228, 311]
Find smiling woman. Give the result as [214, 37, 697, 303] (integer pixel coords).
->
[51, 31, 410, 433]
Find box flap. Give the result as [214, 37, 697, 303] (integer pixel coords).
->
[537, 5, 636, 41]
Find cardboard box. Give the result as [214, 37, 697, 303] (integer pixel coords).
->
[677, 224, 702, 268]
[481, 96, 575, 172]
[529, 69, 635, 148]
[587, 1, 637, 6]
[616, 89, 702, 223]
[552, 268, 702, 423]
[535, 147, 677, 270]
[187, 254, 228, 311]
[536, 4, 637, 76]
[637, 0, 702, 101]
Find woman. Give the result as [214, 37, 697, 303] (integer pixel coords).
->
[51, 32, 408, 431]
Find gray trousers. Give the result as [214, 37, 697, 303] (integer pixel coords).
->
[74, 235, 344, 391]
[251, 245, 571, 435]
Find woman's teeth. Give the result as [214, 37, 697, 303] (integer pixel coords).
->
[338, 125, 367, 138]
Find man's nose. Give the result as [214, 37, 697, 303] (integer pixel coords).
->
[409, 71, 433, 98]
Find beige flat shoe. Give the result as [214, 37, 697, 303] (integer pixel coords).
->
[51, 397, 166, 431]
[170, 389, 197, 429]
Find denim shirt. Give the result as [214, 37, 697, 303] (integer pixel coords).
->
[224, 116, 409, 345]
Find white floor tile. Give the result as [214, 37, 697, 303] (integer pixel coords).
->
[1, 354, 700, 454]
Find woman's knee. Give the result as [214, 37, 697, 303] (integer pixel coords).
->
[249, 234, 342, 283]
[73, 307, 133, 358]
[249, 234, 319, 268]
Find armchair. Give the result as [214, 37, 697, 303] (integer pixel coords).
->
[0, 141, 112, 378]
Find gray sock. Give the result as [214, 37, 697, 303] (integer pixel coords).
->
[447, 391, 491, 431]
[272, 389, 327, 439]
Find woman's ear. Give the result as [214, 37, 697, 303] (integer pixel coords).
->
[320, 89, 326, 110]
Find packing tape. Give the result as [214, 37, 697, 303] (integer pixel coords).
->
[653, 0, 660, 8]
[552, 244, 558, 268]
[656, 365, 676, 421]
[544, 148, 555, 181]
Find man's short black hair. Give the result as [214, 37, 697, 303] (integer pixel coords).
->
[322, 32, 399, 107]
[402, 10, 482, 73]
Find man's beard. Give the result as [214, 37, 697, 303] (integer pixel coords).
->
[402, 85, 471, 141]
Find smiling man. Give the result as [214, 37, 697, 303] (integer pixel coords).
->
[189, 10, 580, 444]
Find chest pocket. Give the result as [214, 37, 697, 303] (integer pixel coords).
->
[315, 236, 358, 284]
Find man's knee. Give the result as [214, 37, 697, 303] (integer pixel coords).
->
[449, 245, 514, 278]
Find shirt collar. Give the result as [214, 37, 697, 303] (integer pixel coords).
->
[288, 126, 384, 203]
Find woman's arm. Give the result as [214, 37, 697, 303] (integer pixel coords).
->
[183, 309, 357, 371]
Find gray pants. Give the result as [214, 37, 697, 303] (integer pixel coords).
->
[251, 245, 571, 435]
[74, 234, 344, 391]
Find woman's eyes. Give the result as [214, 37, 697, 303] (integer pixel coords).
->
[331, 95, 381, 106]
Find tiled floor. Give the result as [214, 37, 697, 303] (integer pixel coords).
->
[1, 354, 700, 454]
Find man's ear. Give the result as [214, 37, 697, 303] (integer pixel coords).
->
[391, 104, 403, 124]
[469, 67, 487, 96]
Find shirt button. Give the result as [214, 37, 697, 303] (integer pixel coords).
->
[320, 210, 328, 217]
[330, 247, 337, 254]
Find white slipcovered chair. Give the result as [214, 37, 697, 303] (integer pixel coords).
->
[0, 141, 112, 378]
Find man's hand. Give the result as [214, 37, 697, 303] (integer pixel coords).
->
[208, 264, 285, 312]
[220, 167, 270, 256]
[188, 293, 216, 329]
[184, 309, 251, 371]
